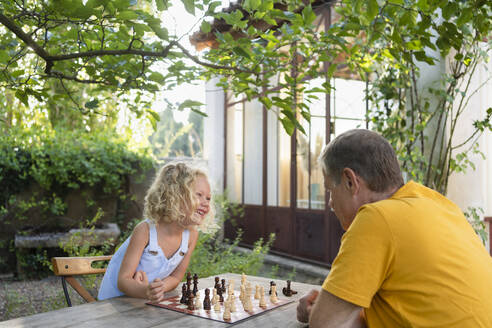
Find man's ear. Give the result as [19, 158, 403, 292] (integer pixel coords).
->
[342, 168, 359, 194]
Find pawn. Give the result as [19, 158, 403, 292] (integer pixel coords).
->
[195, 291, 202, 309]
[214, 299, 221, 312]
[187, 292, 195, 311]
[203, 288, 211, 310]
[223, 300, 231, 321]
[221, 278, 226, 293]
[212, 288, 218, 305]
[270, 285, 278, 303]
[230, 294, 237, 312]
[180, 283, 187, 304]
[254, 285, 260, 299]
[269, 281, 277, 295]
[215, 276, 220, 290]
[218, 287, 224, 303]
[259, 286, 267, 308]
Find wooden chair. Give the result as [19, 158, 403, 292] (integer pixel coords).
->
[51, 255, 112, 307]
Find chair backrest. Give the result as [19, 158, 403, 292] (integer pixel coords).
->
[51, 255, 112, 307]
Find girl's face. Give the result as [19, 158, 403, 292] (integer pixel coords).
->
[189, 175, 211, 224]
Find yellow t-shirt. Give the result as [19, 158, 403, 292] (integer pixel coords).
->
[322, 181, 492, 327]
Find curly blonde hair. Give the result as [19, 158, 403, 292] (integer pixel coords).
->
[143, 162, 216, 231]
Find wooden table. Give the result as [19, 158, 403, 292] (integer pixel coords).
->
[0, 273, 319, 327]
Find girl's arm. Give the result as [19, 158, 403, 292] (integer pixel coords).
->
[147, 228, 199, 302]
[117, 221, 150, 299]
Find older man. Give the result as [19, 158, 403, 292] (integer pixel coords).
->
[297, 129, 492, 327]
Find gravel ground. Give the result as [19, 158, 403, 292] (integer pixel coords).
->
[0, 274, 102, 322]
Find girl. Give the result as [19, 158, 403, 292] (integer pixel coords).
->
[98, 162, 214, 302]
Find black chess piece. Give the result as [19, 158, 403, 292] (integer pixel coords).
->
[186, 272, 192, 292]
[221, 278, 226, 293]
[282, 280, 298, 297]
[203, 288, 211, 310]
[214, 276, 220, 290]
[187, 291, 195, 310]
[192, 273, 199, 296]
[180, 283, 187, 304]
[269, 281, 277, 295]
[217, 286, 224, 302]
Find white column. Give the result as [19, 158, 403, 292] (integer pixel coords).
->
[203, 77, 225, 194]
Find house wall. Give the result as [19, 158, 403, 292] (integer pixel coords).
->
[446, 43, 492, 253]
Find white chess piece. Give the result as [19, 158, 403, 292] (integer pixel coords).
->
[241, 273, 246, 285]
[230, 294, 237, 312]
[195, 291, 202, 309]
[270, 285, 278, 303]
[223, 300, 231, 320]
[212, 288, 218, 305]
[214, 299, 221, 312]
[259, 286, 266, 308]
[254, 285, 260, 299]
[239, 284, 245, 303]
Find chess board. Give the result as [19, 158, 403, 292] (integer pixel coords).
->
[146, 288, 294, 324]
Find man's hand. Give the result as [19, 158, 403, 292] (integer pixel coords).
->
[146, 277, 166, 303]
[297, 289, 319, 323]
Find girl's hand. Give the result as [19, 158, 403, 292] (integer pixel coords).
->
[133, 270, 149, 284]
[146, 278, 166, 303]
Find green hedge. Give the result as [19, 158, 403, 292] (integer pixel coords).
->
[0, 127, 154, 273]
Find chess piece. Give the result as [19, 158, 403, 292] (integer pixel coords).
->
[214, 276, 220, 291]
[212, 288, 218, 305]
[221, 278, 226, 293]
[218, 286, 224, 302]
[241, 273, 246, 285]
[180, 283, 187, 304]
[228, 281, 234, 296]
[214, 299, 221, 312]
[239, 284, 245, 303]
[195, 291, 202, 309]
[223, 300, 231, 320]
[254, 285, 260, 299]
[282, 280, 298, 297]
[259, 286, 266, 308]
[193, 273, 199, 296]
[246, 282, 252, 298]
[230, 294, 237, 312]
[187, 291, 195, 310]
[269, 281, 277, 295]
[270, 285, 278, 303]
[203, 288, 211, 310]
[243, 293, 252, 312]
[186, 272, 192, 293]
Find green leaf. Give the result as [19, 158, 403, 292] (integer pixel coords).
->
[181, 0, 195, 15]
[178, 99, 204, 111]
[118, 10, 139, 20]
[232, 46, 251, 59]
[148, 72, 165, 83]
[201, 21, 211, 33]
[15, 90, 28, 107]
[280, 117, 294, 135]
[388, 0, 404, 4]
[367, 0, 378, 21]
[85, 99, 99, 109]
[149, 23, 168, 40]
[302, 5, 316, 26]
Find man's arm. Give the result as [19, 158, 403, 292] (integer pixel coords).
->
[297, 289, 366, 328]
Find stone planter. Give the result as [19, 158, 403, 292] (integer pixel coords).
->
[15, 223, 120, 249]
[14, 223, 120, 276]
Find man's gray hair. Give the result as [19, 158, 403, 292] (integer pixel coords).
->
[319, 129, 404, 192]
